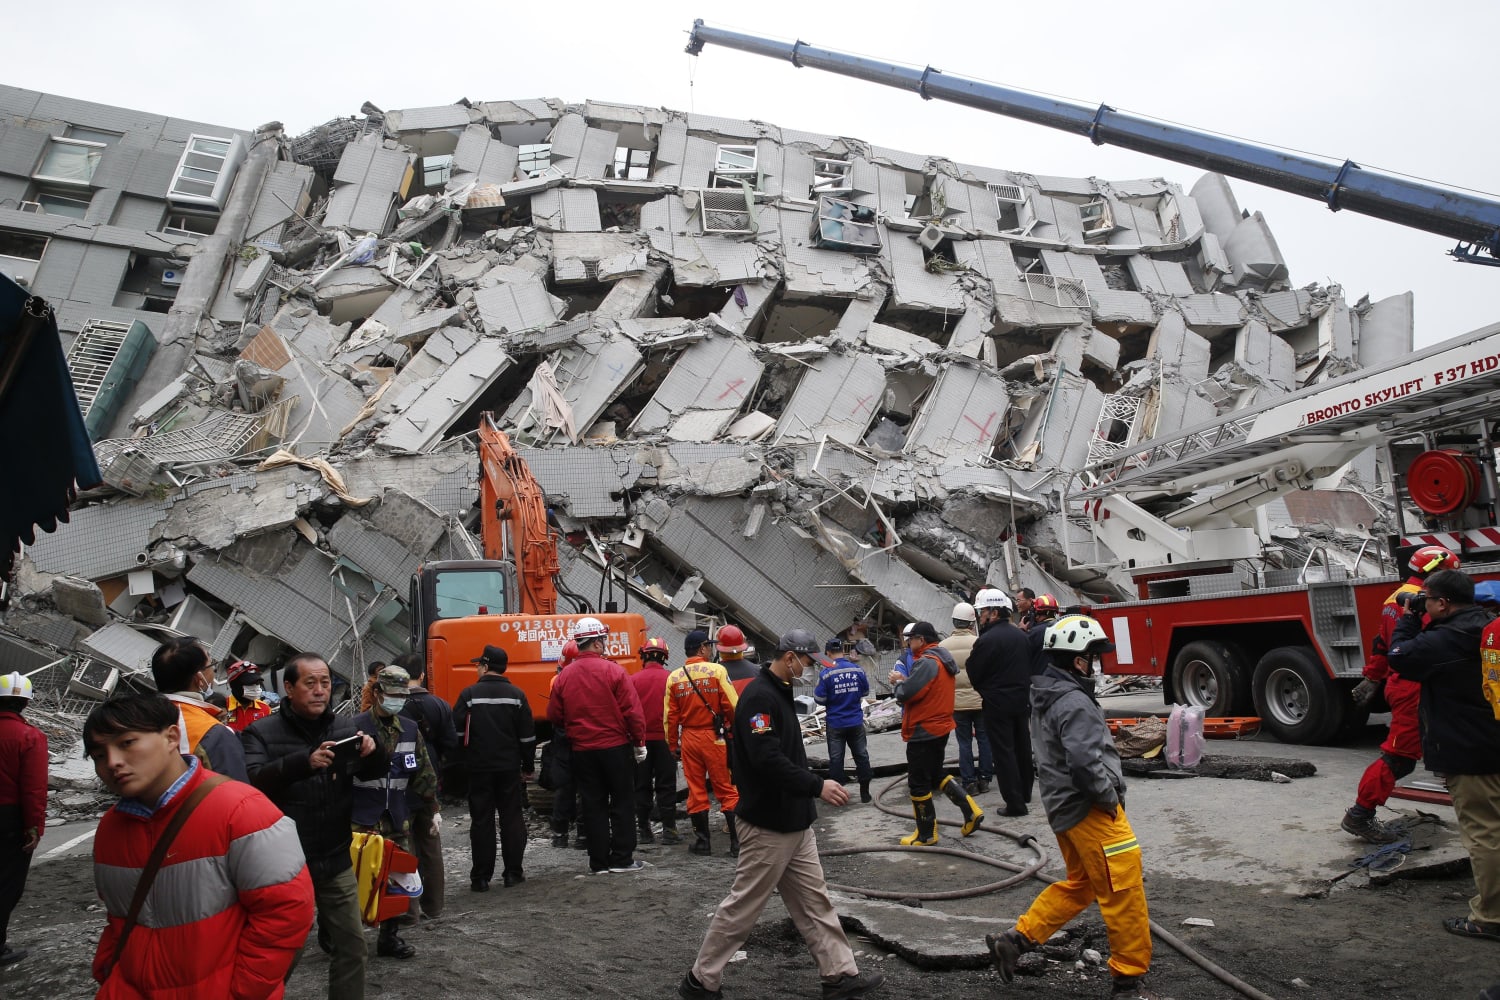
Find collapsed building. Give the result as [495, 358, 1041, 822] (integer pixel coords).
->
[0, 85, 1415, 709]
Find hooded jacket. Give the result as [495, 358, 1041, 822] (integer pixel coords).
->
[1030, 664, 1126, 835]
[1389, 604, 1500, 774]
[893, 643, 958, 742]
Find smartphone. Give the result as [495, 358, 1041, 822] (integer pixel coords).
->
[328, 733, 363, 769]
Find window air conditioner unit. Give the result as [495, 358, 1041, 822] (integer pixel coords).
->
[160, 267, 184, 285]
[917, 224, 944, 251]
[18, 201, 41, 213]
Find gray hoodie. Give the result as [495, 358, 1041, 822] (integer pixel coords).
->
[1029, 664, 1126, 834]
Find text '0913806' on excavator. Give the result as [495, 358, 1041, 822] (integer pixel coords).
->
[684, 22, 1500, 745]
[407, 413, 647, 722]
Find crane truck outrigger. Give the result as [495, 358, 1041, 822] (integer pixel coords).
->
[685, 22, 1500, 742]
[407, 414, 647, 720]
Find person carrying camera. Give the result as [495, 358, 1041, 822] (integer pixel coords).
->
[1340, 544, 1459, 843]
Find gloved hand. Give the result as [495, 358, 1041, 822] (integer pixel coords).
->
[1352, 678, 1382, 707]
[429, 812, 442, 837]
[633, 745, 648, 764]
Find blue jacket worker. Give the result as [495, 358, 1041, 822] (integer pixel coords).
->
[814, 639, 873, 804]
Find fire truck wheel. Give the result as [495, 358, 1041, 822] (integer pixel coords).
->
[1251, 646, 1344, 745]
[1170, 640, 1250, 717]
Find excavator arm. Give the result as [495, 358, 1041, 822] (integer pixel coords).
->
[479, 413, 559, 615]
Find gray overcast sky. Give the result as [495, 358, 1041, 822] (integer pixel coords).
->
[14, 1, 1499, 346]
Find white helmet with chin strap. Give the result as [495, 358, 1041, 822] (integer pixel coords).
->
[0, 672, 33, 700]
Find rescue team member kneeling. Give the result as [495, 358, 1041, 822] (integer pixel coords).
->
[86, 692, 313, 998]
[679, 630, 884, 1000]
[986, 615, 1161, 1000]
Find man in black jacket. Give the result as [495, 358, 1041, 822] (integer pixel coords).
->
[396, 653, 458, 918]
[678, 630, 883, 1000]
[1387, 570, 1500, 942]
[966, 588, 1036, 817]
[454, 645, 536, 892]
[242, 653, 383, 1000]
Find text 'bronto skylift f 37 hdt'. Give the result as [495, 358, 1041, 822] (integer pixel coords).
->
[684, 21, 1500, 744]
[408, 414, 646, 720]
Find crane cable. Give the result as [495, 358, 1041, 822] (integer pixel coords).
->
[821, 770, 1277, 1000]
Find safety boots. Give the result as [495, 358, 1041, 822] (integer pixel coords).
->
[638, 817, 656, 844]
[725, 811, 740, 857]
[550, 819, 569, 849]
[940, 775, 985, 836]
[689, 811, 713, 855]
[899, 794, 939, 846]
[377, 922, 417, 960]
[661, 818, 683, 845]
[859, 779, 872, 804]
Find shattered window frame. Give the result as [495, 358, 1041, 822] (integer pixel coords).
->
[518, 143, 552, 178]
[422, 154, 453, 189]
[34, 136, 106, 187]
[1079, 197, 1114, 242]
[712, 144, 758, 189]
[697, 187, 757, 236]
[0, 229, 48, 286]
[613, 146, 652, 180]
[810, 194, 880, 254]
[811, 155, 852, 195]
[167, 135, 234, 207]
[989, 181, 1029, 232]
[162, 212, 217, 240]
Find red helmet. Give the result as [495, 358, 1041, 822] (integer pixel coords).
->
[1032, 594, 1060, 615]
[226, 659, 260, 683]
[640, 636, 670, 662]
[715, 624, 748, 653]
[1409, 544, 1460, 576]
[559, 640, 580, 665]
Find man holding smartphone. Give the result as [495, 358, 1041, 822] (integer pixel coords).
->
[243, 653, 385, 1000]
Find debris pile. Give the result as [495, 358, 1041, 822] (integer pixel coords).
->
[2, 93, 1413, 701]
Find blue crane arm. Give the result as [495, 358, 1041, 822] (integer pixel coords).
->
[686, 20, 1500, 263]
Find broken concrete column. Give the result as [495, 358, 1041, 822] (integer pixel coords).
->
[52, 576, 110, 626]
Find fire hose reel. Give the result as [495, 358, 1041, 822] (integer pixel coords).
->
[1407, 449, 1482, 516]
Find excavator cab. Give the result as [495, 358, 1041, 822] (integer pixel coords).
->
[409, 559, 518, 658]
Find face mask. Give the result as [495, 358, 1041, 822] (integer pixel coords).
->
[381, 697, 407, 714]
[242, 685, 263, 700]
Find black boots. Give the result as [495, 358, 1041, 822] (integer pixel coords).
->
[900, 794, 939, 846]
[638, 816, 656, 844]
[689, 811, 712, 855]
[940, 775, 985, 836]
[859, 779, 872, 804]
[725, 811, 740, 857]
[550, 819, 569, 848]
[661, 818, 683, 845]
[377, 921, 416, 959]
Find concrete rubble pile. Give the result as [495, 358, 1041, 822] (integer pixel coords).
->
[0, 89, 1415, 708]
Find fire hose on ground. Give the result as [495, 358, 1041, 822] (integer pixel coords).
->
[818, 769, 1278, 1000]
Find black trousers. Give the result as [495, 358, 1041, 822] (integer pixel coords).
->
[468, 769, 526, 882]
[904, 734, 949, 797]
[635, 740, 676, 824]
[574, 744, 637, 872]
[0, 832, 31, 950]
[983, 703, 1034, 810]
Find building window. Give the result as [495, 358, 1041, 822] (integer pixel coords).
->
[812, 156, 852, 195]
[35, 190, 91, 219]
[422, 154, 453, 189]
[712, 144, 758, 189]
[989, 182, 1029, 232]
[162, 213, 217, 239]
[34, 137, 106, 186]
[168, 135, 241, 207]
[518, 144, 551, 178]
[1079, 198, 1114, 241]
[0, 230, 48, 286]
[810, 195, 879, 253]
[696, 188, 756, 235]
[613, 146, 651, 180]
[67, 126, 122, 147]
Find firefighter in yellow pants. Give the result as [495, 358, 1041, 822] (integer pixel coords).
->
[985, 615, 1157, 1000]
[665, 629, 740, 856]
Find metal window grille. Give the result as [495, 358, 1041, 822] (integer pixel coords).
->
[66, 319, 133, 419]
[698, 188, 755, 235]
[1087, 394, 1147, 465]
[989, 183, 1025, 204]
[1021, 272, 1090, 308]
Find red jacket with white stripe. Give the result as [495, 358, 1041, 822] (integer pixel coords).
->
[0, 709, 47, 840]
[92, 761, 314, 999]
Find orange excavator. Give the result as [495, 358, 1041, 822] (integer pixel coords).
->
[408, 413, 647, 720]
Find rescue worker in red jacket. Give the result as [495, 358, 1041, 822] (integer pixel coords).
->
[717, 625, 759, 694]
[1342, 544, 1459, 842]
[890, 622, 982, 846]
[665, 629, 741, 856]
[0, 672, 45, 966]
[85, 692, 313, 998]
[630, 637, 681, 845]
[223, 660, 273, 733]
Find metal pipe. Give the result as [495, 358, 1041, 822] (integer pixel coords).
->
[686, 21, 1500, 259]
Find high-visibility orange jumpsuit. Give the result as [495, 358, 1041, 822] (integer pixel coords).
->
[664, 658, 739, 814]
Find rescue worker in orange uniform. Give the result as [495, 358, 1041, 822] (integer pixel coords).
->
[665, 630, 740, 856]
[1342, 543, 1459, 843]
[222, 660, 272, 733]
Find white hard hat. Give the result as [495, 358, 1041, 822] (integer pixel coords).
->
[571, 616, 609, 642]
[974, 588, 1012, 612]
[0, 672, 33, 700]
[1043, 614, 1116, 655]
[901, 622, 915, 636]
[951, 601, 976, 623]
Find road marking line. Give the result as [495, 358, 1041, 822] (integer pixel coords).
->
[38, 828, 96, 862]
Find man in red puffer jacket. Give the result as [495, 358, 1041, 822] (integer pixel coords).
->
[86, 692, 313, 999]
